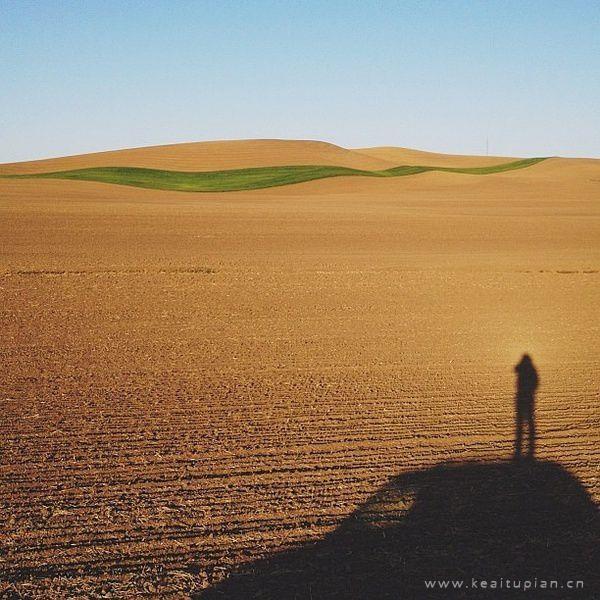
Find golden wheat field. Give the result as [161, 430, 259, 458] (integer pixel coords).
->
[1, 140, 598, 598]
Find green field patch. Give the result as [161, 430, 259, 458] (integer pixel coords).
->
[4, 157, 549, 192]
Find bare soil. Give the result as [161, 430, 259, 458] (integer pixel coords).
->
[1, 142, 598, 598]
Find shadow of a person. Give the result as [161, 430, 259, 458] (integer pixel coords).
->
[514, 353, 538, 460]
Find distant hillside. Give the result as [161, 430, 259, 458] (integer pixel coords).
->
[0, 139, 557, 193]
[0, 139, 396, 175]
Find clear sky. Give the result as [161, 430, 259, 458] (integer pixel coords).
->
[2, 0, 599, 162]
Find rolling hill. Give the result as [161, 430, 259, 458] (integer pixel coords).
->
[0, 139, 549, 192]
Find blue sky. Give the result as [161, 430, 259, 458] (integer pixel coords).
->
[2, 0, 599, 162]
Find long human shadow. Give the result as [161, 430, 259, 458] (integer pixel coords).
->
[200, 460, 599, 599]
[514, 353, 539, 460]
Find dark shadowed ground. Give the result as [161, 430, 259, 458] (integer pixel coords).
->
[202, 460, 599, 599]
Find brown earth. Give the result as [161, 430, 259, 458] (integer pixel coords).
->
[0, 141, 598, 598]
[354, 145, 516, 166]
[0, 139, 396, 175]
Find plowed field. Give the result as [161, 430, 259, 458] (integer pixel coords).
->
[1, 141, 598, 598]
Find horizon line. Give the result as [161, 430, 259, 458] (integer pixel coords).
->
[2, 136, 598, 165]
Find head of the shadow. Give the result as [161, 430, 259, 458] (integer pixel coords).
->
[200, 460, 598, 599]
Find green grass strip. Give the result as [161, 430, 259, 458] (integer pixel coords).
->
[3, 157, 548, 192]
